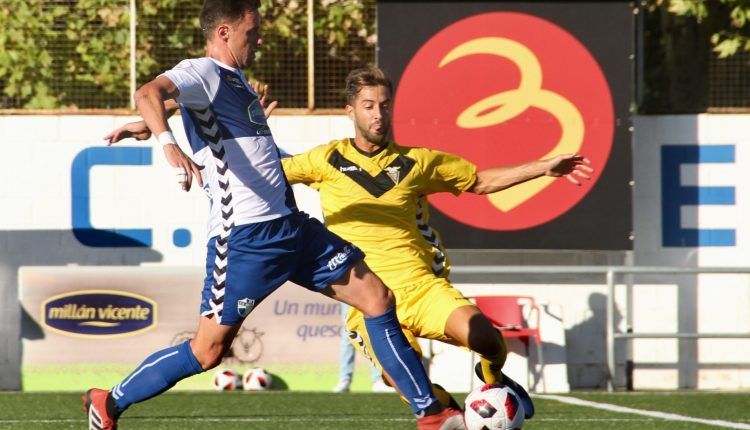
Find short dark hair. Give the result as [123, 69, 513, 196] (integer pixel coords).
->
[345, 66, 393, 105]
[200, 0, 260, 40]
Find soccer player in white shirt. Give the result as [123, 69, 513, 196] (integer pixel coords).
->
[82, 1, 464, 429]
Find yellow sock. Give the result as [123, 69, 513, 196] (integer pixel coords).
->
[479, 336, 507, 384]
[479, 356, 503, 384]
[432, 383, 456, 409]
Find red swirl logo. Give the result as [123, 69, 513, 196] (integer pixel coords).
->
[394, 12, 614, 230]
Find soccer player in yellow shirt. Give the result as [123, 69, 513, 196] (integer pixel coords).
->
[105, 66, 592, 421]
[281, 66, 593, 418]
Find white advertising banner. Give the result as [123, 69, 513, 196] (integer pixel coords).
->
[631, 115, 750, 390]
[633, 115, 750, 265]
[0, 114, 345, 262]
[20, 266, 360, 391]
[1, 114, 354, 391]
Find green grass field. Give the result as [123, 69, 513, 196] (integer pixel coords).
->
[1, 391, 749, 429]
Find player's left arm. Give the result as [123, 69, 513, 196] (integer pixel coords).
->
[250, 81, 278, 118]
[469, 154, 593, 195]
[281, 145, 327, 185]
[104, 99, 179, 145]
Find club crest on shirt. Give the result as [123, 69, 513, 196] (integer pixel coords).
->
[384, 166, 401, 184]
[223, 73, 246, 89]
[237, 298, 256, 318]
[247, 99, 271, 135]
[247, 99, 266, 124]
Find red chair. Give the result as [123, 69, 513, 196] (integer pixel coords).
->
[474, 295, 546, 391]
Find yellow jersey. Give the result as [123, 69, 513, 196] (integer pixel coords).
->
[282, 138, 477, 289]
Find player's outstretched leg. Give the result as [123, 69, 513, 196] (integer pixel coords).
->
[388, 374, 464, 413]
[111, 340, 204, 413]
[446, 305, 535, 419]
[473, 362, 535, 419]
[83, 316, 238, 427]
[83, 339, 204, 428]
[82, 388, 118, 430]
[432, 383, 463, 412]
[330, 262, 465, 430]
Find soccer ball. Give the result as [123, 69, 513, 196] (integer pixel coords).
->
[242, 367, 272, 391]
[464, 383, 525, 430]
[212, 368, 242, 391]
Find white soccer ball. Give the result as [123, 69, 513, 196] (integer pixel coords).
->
[212, 368, 242, 391]
[464, 383, 525, 430]
[242, 367, 272, 391]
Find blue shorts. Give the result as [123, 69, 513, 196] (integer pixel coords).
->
[200, 211, 365, 325]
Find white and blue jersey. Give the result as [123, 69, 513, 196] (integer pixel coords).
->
[162, 57, 296, 236]
[161, 57, 363, 325]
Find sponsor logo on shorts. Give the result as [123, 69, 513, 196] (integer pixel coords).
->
[327, 245, 355, 271]
[237, 298, 256, 318]
[41, 290, 157, 338]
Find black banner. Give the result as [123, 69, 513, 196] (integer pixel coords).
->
[378, 1, 632, 249]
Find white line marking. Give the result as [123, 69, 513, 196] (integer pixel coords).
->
[536, 394, 750, 429]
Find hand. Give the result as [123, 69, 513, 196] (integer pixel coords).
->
[544, 154, 594, 186]
[163, 144, 204, 192]
[104, 121, 152, 145]
[251, 81, 278, 118]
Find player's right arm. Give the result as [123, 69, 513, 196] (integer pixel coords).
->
[133, 76, 203, 191]
[134, 76, 178, 139]
[416, 148, 592, 196]
[470, 154, 593, 194]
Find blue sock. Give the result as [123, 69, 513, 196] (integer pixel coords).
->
[365, 306, 437, 414]
[111, 340, 203, 413]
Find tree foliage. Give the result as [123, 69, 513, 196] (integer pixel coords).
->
[0, 0, 374, 109]
[654, 0, 750, 57]
[0, 0, 66, 108]
[254, 0, 375, 107]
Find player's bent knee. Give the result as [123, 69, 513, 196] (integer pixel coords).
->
[340, 261, 396, 317]
[468, 315, 506, 357]
[372, 287, 395, 314]
[479, 331, 507, 360]
[472, 336, 504, 358]
[360, 285, 394, 317]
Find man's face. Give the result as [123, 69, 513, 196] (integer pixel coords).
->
[347, 85, 392, 146]
[227, 10, 262, 68]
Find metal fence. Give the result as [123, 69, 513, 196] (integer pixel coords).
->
[4, 1, 748, 113]
[707, 49, 750, 112]
[452, 265, 750, 391]
[0, 0, 375, 111]
[638, 2, 750, 113]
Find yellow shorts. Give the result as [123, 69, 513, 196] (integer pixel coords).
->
[345, 277, 474, 370]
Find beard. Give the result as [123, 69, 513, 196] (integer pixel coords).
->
[359, 122, 390, 146]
